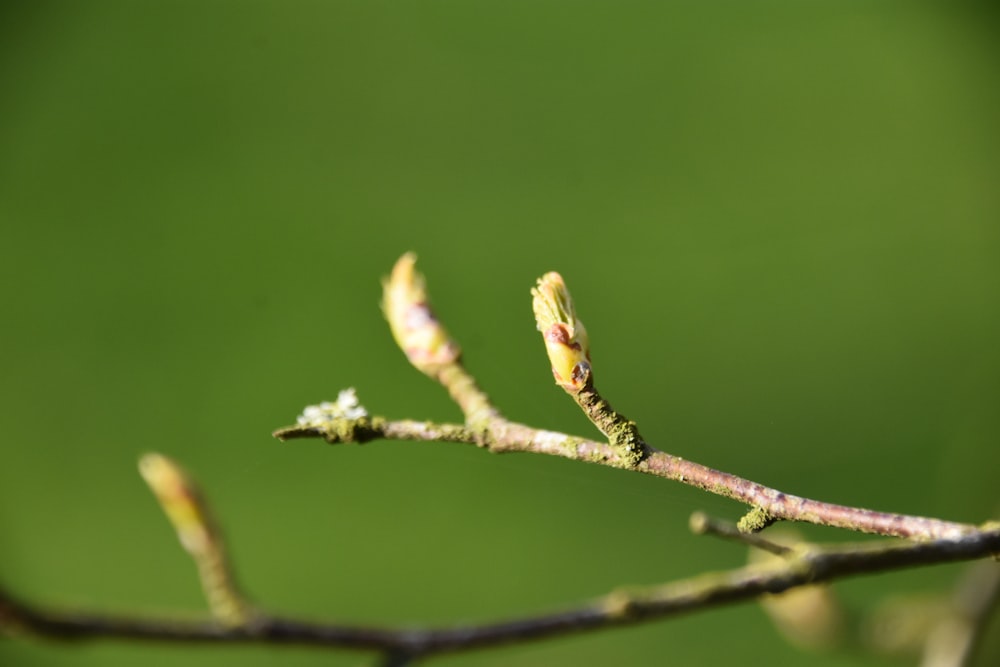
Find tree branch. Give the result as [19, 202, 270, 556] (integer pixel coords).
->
[274, 412, 980, 540]
[138, 453, 256, 626]
[3, 528, 998, 657]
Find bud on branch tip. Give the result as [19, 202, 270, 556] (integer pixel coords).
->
[139, 453, 253, 626]
[531, 272, 591, 392]
[139, 453, 215, 554]
[383, 253, 461, 377]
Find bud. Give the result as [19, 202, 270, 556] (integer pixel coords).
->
[139, 453, 214, 554]
[531, 272, 591, 392]
[139, 453, 253, 625]
[382, 253, 461, 377]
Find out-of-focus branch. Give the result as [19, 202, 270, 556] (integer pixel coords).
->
[138, 453, 257, 627]
[689, 511, 793, 555]
[2, 527, 999, 657]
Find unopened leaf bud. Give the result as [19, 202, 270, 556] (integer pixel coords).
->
[531, 272, 591, 392]
[383, 253, 461, 377]
[139, 453, 253, 626]
[138, 453, 214, 555]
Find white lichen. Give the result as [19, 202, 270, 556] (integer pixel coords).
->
[296, 388, 368, 427]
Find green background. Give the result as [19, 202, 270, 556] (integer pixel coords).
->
[2, 2, 998, 665]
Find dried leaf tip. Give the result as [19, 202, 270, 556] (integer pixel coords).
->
[382, 253, 460, 377]
[531, 272, 592, 392]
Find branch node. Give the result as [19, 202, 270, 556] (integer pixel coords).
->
[738, 507, 778, 534]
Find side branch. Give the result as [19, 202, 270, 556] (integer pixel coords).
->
[139, 454, 256, 625]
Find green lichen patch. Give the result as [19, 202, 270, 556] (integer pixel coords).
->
[321, 417, 385, 445]
[738, 507, 777, 534]
[464, 417, 494, 449]
[605, 420, 648, 467]
[558, 436, 586, 458]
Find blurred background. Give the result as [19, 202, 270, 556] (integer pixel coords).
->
[2, 1, 998, 665]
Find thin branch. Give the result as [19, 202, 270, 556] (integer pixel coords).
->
[531, 272, 647, 465]
[688, 512, 794, 556]
[138, 453, 257, 626]
[274, 414, 982, 540]
[3, 529, 998, 656]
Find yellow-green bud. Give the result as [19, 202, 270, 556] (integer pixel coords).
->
[139, 453, 253, 626]
[139, 453, 214, 555]
[382, 253, 461, 376]
[531, 272, 592, 392]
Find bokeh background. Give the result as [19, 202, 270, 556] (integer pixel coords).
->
[2, 2, 998, 665]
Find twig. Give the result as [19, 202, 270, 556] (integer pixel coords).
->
[138, 453, 257, 626]
[688, 512, 793, 556]
[2, 529, 998, 656]
[531, 272, 648, 465]
[274, 413, 981, 540]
